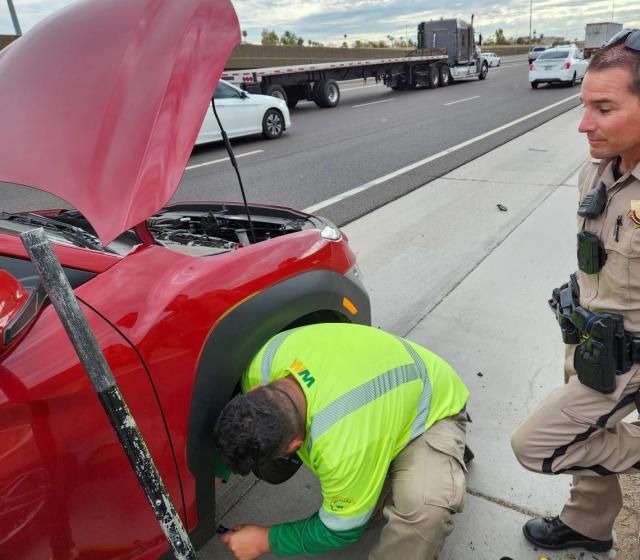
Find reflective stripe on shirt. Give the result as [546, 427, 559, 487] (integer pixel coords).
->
[260, 329, 298, 385]
[399, 338, 432, 441]
[319, 505, 373, 531]
[307, 337, 431, 453]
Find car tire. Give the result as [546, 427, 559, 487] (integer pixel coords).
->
[478, 62, 488, 80]
[262, 108, 284, 139]
[531, 81, 538, 89]
[313, 79, 340, 108]
[427, 64, 440, 88]
[264, 84, 288, 103]
[567, 72, 576, 87]
[439, 65, 450, 86]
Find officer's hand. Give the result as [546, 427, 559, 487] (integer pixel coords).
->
[219, 524, 270, 560]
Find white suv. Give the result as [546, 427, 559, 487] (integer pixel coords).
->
[528, 45, 549, 64]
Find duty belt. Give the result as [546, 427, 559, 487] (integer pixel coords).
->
[549, 274, 640, 393]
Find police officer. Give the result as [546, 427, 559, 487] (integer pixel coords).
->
[214, 323, 470, 560]
[511, 30, 640, 553]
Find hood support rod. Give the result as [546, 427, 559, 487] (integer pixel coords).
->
[20, 227, 196, 560]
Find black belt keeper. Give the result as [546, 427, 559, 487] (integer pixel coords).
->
[577, 231, 607, 274]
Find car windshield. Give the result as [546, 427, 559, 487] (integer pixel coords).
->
[537, 50, 569, 60]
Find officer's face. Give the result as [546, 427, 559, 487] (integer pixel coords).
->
[579, 67, 640, 171]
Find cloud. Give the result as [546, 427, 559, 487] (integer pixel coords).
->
[1, 0, 638, 46]
[1, 0, 75, 34]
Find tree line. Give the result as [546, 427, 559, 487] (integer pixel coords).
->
[257, 29, 416, 48]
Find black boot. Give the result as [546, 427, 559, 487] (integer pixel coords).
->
[523, 516, 613, 552]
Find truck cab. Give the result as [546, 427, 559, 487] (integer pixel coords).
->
[416, 18, 488, 80]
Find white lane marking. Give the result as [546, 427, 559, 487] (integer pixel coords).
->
[303, 93, 580, 214]
[185, 149, 264, 170]
[352, 98, 396, 108]
[444, 95, 480, 106]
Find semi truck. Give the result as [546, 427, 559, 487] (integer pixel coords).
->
[222, 17, 488, 108]
[584, 22, 623, 57]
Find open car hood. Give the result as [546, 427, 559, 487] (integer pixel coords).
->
[0, 0, 239, 245]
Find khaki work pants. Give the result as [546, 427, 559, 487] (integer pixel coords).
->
[369, 412, 468, 560]
[511, 360, 640, 541]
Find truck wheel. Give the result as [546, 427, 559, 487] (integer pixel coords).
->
[313, 79, 340, 108]
[478, 62, 488, 80]
[531, 81, 539, 89]
[439, 65, 450, 87]
[262, 109, 284, 139]
[287, 97, 299, 109]
[264, 84, 288, 103]
[427, 65, 440, 88]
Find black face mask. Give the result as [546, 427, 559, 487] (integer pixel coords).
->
[578, 182, 607, 219]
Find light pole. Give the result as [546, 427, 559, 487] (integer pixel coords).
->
[528, 0, 533, 49]
[611, 0, 615, 21]
[7, 0, 22, 36]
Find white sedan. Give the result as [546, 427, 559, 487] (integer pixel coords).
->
[529, 46, 588, 88]
[196, 80, 291, 144]
[483, 52, 501, 67]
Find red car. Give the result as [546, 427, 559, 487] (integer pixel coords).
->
[0, 1, 370, 558]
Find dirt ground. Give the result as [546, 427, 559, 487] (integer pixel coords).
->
[615, 474, 640, 559]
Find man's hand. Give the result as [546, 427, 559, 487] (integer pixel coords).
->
[219, 524, 270, 560]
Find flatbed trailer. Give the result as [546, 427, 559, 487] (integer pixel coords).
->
[221, 53, 449, 108]
[222, 17, 489, 109]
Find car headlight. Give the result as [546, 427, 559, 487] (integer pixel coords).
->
[320, 225, 341, 241]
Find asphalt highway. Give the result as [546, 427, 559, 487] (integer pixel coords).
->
[178, 55, 583, 226]
[2, 56, 582, 226]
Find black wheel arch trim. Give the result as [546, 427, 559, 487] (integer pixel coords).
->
[185, 268, 371, 537]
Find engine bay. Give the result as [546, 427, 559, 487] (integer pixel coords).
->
[3, 203, 324, 257]
[148, 203, 320, 256]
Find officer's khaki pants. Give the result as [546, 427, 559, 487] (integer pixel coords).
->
[369, 412, 468, 560]
[511, 361, 640, 541]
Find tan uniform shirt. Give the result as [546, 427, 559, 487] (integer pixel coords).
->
[576, 157, 640, 334]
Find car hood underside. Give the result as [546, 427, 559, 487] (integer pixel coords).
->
[0, 0, 239, 245]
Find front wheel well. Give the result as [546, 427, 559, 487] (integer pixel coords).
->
[186, 269, 371, 533]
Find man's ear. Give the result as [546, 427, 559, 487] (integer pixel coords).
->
[285, 435, 304, 454]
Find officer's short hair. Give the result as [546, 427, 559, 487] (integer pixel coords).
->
[588, 44, 640, 97]
[213, 385, 298, 475]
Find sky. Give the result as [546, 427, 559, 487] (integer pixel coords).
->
[1, 0, 639, 46]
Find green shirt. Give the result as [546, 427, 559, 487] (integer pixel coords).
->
[240, 323, 469, 556]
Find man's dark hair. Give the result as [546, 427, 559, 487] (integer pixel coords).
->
[588, 43, 640, 97]
[213, 385, 298, 475]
